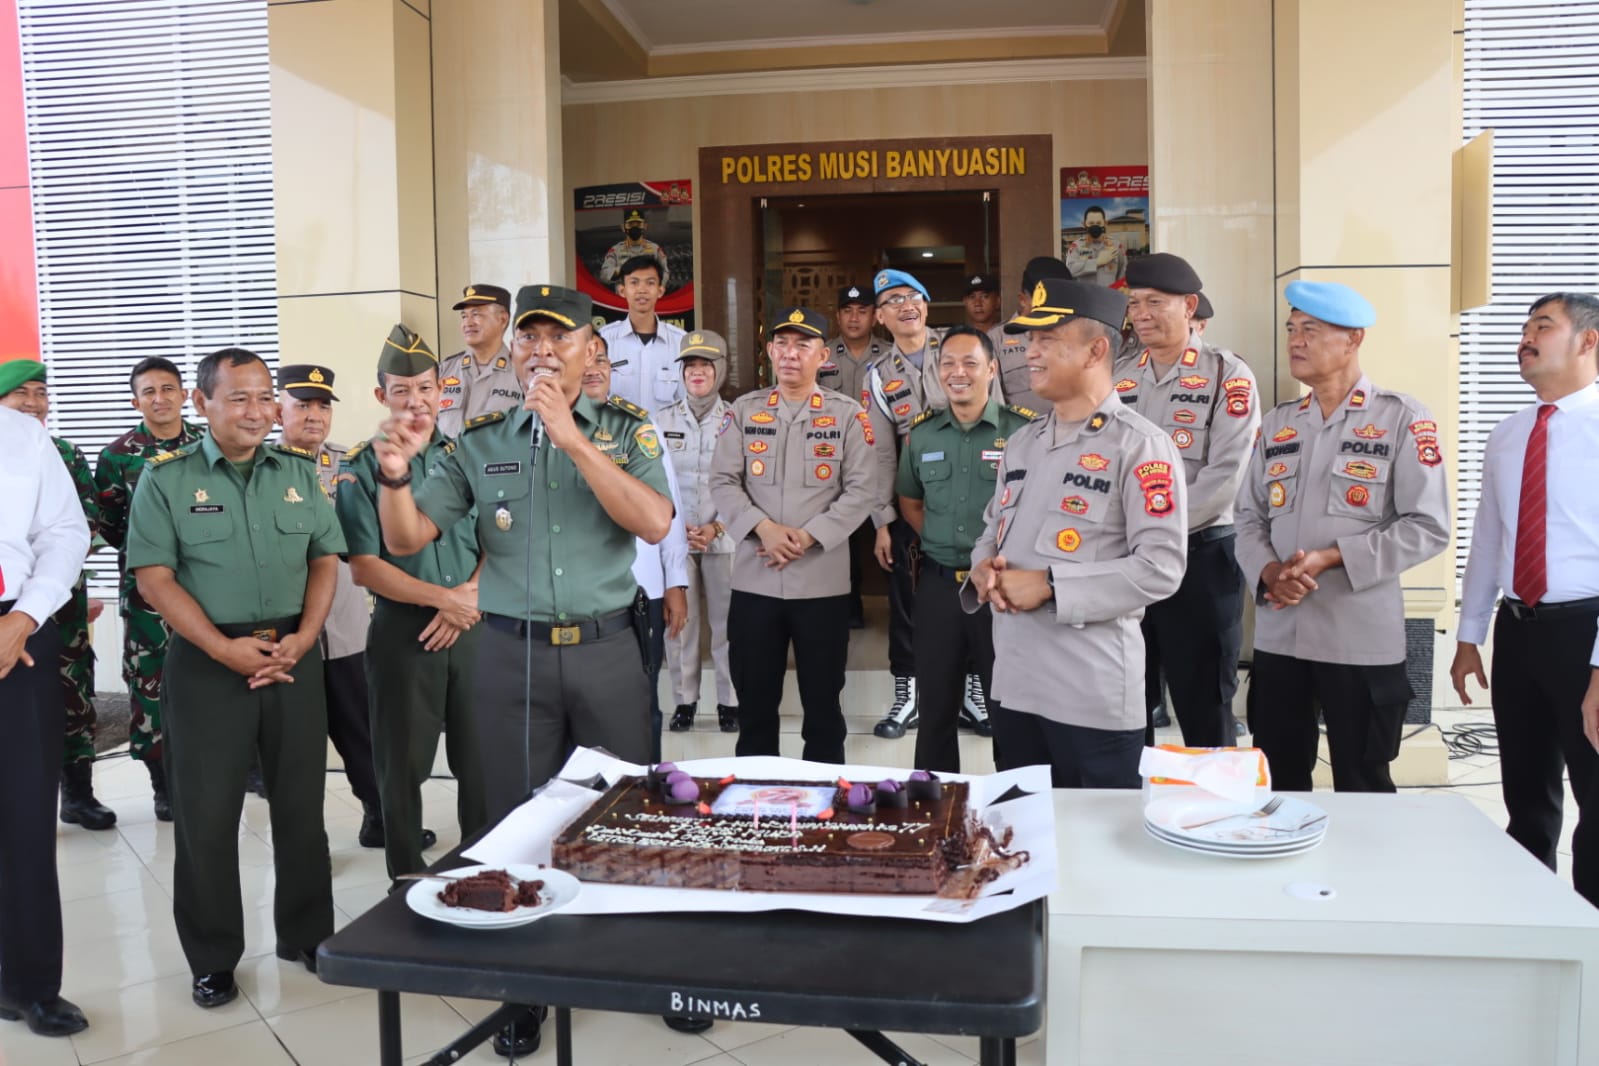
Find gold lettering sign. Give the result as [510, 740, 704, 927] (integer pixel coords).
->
[719, 146, 1027, 185]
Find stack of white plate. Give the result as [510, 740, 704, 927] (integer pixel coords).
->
[406, 864, 581, 929]
[1143, 794, 1328, 859]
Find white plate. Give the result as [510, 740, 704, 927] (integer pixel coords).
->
[1145, 819, 1325, 854]
[1144, 794, 1328, 847]
[406, 865, 581, 929]
[1144, 823, 1326, 859]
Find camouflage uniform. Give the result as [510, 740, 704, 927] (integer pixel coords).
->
[53, 437, 99, 766]
[94, 419, 206, 763]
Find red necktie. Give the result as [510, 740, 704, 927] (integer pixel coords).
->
[1512, 403, 1557, 605]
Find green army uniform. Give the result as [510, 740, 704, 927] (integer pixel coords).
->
[337, 325, 488, 878]
[896, 397, 1036, 772]
[125, 433, 343, 978]
[51, 436, 99, 767]
[409, 286, 674, 818]
[95, 417, 207, 768]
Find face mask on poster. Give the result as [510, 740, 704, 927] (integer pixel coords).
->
[627, 227, 644, 239]
[1086, 225, 1106, 239]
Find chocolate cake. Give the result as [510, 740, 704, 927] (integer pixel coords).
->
[437, 869, 545, 912]
[550, 774, 976, 894]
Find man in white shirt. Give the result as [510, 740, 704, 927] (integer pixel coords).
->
[600, 256, 687, 413]
[0, 401, 92, 1038]
[1451, 291, 1599, 907]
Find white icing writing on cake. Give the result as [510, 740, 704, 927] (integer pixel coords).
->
[586, 824, 831, 854]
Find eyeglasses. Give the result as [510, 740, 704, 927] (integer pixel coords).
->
[877, 292, 924, 309]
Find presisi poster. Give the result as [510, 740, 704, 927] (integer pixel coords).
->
[573, 180, 695, 330]
[1059, 166, 1150, 289]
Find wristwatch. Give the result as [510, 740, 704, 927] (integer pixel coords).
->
[374, 467, 413, 489]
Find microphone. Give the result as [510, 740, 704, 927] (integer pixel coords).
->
[526, 368, 553, 455]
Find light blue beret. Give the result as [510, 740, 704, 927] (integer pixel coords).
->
[1285, 280, 1376, 329]
[872, 269, 929, 302]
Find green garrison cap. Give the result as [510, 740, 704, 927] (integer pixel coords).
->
[0, 357, 46, 396]
[379, 325, 439, 377]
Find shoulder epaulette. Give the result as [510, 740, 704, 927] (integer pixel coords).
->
[274, 443, 317, 461]
[345, 439, 370, 462]
[1005, 403, 1039, 420]
[148, 442, 198, 466]
[607, 395, 649, 421]
[462, 410, 507, 433]
[909, 408, 938, 429]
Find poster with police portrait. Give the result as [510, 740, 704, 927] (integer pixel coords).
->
[1060, 166, 1150, 289]
[573, 180, 695, 330]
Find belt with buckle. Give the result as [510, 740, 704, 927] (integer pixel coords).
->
[485, 607, 633, 645]
[1189, 524, 1235, 547]
[215, 616, 302, 641]
[921, 559, 971, 584]
[1501, 596, 1599, 622]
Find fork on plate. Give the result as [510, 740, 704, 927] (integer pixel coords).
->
[1179, 794, 1284, 831]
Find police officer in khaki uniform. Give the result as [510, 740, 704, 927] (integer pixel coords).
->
[274, 364, 387, 845]
[962, 279, 1187, 788]
[709, 307, 876, 763]
[1117, 254, 1260, 747]
[962, 273, 1002, 334]
[437, 284, 521, 438]
[127, 348, 343, 1009]
[820, 283, 885, 403]
[897, 326, 1035, 771]
[1236, 281, 1451, 793]
[989, 256, 1072, 418]
[338, 328, 484, 882]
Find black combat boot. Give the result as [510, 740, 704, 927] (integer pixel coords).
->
[59, 759, 117, 830]
[146, 760, 173, 822]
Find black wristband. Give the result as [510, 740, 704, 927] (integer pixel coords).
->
[374, 467, 413, 489]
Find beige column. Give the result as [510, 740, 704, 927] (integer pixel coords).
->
[431, 0, 566, 348]
[1273, 0, 1461, 615]
[1145, 0, 1276, 378]
[269, 0, 437, 434]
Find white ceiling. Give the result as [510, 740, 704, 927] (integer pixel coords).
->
[599, 0, 1120, 54]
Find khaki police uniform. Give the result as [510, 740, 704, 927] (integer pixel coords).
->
[708, 377, 876, 763]
[413, 393, 672, 816]
[1064, 235, 1127, 287]
[819, 337, 886, 404]
[125, 434, 343, 977]
[437, 344, 521, 439]
[897, 397, 1036, 772]
[1235, 375, 1451, 791]
[1114, 335, 1260, 745]
[600, 236, 670, 288]
[989, 318, 1042, 412]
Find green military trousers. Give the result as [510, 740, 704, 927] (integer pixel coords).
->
[162, 628, 333, 976]
[365, 599, 487, 880]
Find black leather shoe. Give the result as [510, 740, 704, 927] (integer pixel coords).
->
[1152, 705, 1172, 729]
[358, 807, 385, 848]
[492, 1006, 545, 1058]
[192, 972, 237, 1009]
[422, 828, 438, 850]
[1234, 716, 1247, 737]
[662, 1013, 713, 1034]
[717, 704, 739, 733]
[275, 943, 317, 974]
[669, 704, 696, 732]
[0, 995, 88, 1037]
[244, 762, 268, 799]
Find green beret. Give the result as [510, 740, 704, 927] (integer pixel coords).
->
[0, 358, 47, 397]
[378, 325, 438, 378]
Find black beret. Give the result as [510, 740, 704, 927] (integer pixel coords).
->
[1125, 253, 1203, 295]
[1021, 256, 1071, 291]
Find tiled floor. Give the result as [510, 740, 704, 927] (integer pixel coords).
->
[2, 620, 1580, 1066]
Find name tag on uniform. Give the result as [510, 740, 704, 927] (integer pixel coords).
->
[981, 449, 1004, 462]
[663, 431, 685, 439]
[484, 461, 522, 476]
[189, 504, 224, 514]
[921, 451, 945, 462]
[610, 359, 630, 369]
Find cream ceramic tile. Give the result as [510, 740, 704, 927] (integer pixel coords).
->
[696, 1018, 798, 1052]
[556, 1009, 726, 1066]
[731, 1025, 975, 1066]
[88, 1019, 295, 1066]
[60, 883, 176, 947]
[0, 1025, 82, 1066]
[55, 821, 140, 870]
[235, 952, 368, 1019]
[58, 847, 158, 903]
[267, 991, 483, 1066]
[61, 924, 191, 996]
[66, 971, 260, 1064]
[332, 877, 393, 924]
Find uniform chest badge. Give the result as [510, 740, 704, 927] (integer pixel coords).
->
[893, 402, 912, 417]
[1172, 409, 1198, 424]
[284, 486, 304, 504]
[749, 440, 769, 454]
[442, 376, 462, 388]
[194, 488, 209, 503]
[883, 379, 905, 392]
[1171, 428, 1195, 450]
[1061, 495, 1089, 515]
[1056, 528, 1081, 552]
[815, 463, 833, 480]
[1345, 484, 1371, 507]
[1266, 461, 1289, 477]
[1268, 481, 1287, 508]
[1115, 378, 1138, 393]
[1136, 460, 1175, 517]
[594, 427, 614, 442]
[751, 411, 775, 424]
[495, 505, 513, 531]
[1078, 453, 1110, 472]
[1178, 375, 1210, 390]
[750, 458, 767, 477]
[1271, 427, 1298, 442]
[814, 443, 835, 458]
[1353, 424, 1387, 439]
[812, 416, 837, 428]
[1343, 460, 1379, 480]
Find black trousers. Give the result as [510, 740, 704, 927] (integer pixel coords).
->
[323, 651, 380, 812]
[163, 630, 333, 975]
[1490, 605, 1599, 906]
[0, 618, 65, 1003]
[913, 572, 994, 773]
[729, 591, 850, 764]
[885, 519, 918, 677]
[991, 702, 1142, 788]
[366, 601, 486, 880]
[1247, 650, 1411, 793]
[1142, 532, 1244, 747]
[646, 596, 665, 762]
[473, 617, 651, 823]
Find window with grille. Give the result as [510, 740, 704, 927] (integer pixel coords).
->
[17, 0, 277, 595]
[1458, 0, 1599, 578]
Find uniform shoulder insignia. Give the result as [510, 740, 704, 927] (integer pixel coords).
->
[1005, 403, 1039, 420]
[607, 395, 649, 421]
[463, 410, 507, 433]
[908, 408, 938, 429]
[147, 445, 192, 466]
[441, 439, 458, 455]
[345, 439, 370, 462]
[274, 443, 316, 460]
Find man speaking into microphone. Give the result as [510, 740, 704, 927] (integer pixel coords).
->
[372, 285, 674, 818]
